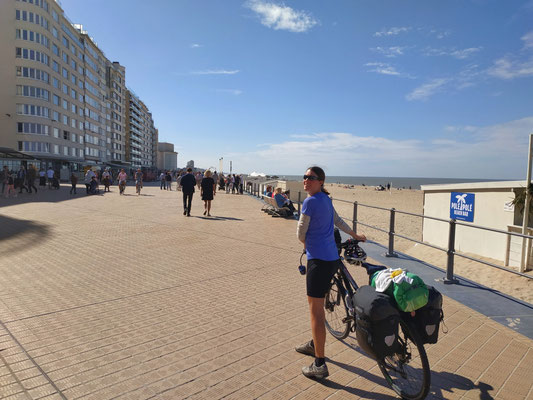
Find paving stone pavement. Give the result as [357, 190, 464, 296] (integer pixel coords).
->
[0, 184, 532, 400]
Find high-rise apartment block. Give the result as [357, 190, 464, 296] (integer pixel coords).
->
[125, 89, 158, 169]
[0, 0, 158, 174]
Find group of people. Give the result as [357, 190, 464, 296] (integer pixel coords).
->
[1, 165, 59, 198]
[159, 171, 174, 190]
[179, 168, 216, 216]
[81, 167, 138, 196]
[221, 174, 243, 194]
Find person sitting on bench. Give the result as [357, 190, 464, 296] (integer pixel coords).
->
[274, 187, 296, 213]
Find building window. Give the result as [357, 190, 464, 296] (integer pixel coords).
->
[17, 122, 50, 135]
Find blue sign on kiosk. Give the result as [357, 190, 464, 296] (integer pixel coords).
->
[450, 192, 475, 222]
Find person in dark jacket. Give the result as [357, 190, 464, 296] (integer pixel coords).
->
[70, 172, 78, 194]
[179, 168, 196, 216]
[16, 166, 28, 193]
[26, 164, 37, 193]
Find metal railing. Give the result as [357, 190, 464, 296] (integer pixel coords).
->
[244, 180, 533, 282]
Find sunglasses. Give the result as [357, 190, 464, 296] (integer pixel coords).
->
[303, 175, 320, 181]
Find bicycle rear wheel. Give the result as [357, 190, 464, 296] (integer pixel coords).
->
[378, 319, 430, 400]
[324, 278, 351, 339]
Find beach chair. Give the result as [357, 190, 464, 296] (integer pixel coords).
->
[263, 196, 293, 218]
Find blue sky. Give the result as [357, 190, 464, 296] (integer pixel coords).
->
[61, 0, 533, 178]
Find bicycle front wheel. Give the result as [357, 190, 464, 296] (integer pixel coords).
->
[378, 319, 430, 400]
[324, 278, 351, 339]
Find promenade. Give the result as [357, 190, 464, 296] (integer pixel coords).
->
[0, 185, 532, 399]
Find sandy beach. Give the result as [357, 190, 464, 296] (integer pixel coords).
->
[326, 183, 533, 304]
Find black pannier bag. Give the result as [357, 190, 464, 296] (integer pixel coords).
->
[352, 285, 401, 360]
[410, 286, 443, 344]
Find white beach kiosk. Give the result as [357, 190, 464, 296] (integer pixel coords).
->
[421, 180, 532, 273]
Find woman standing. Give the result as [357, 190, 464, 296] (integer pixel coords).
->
[201, 170, 216, 216]
[295, 166, 366, 379]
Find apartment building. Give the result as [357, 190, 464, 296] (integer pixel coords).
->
[0, 0, 137, 175]
[107, 62, 126, 163]
[125, 89, 157, 169]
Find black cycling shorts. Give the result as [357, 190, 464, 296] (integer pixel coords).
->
[306, 258, 342, 298]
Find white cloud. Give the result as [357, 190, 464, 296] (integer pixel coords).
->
[444, 125, 478, 133]
[487, 31, 533, 79]
[245, 0, 318, 33]
[405, 64, 481, 101]
[229, 117, 531, 178]
[522, 31, 533, 49]
[190, 69, 240, 75]
[216, 89, 243, 95]
[374, 27, 411, 37]
[190, 43, 202, 48]
[424, 47, 482, 59]
[371, 46, 406, 58]
[428, 29, 451, 39]
[450, 47, 482, 59]
[487, 57, 533, 79]
[406, 78, 448, 101]
[365, 62, 402, 76]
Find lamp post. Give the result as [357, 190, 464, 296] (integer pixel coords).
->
[219, 157, 223, 175]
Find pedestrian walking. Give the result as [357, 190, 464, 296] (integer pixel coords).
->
[16, 166, 28, 193]
[1, 166, 9, 196]
[195, 171, 203, 190]
[70, 172, 78, 194]
[201, 170, 216, 216]
[165, 171, 172, 190]
[117, 168, 127, 195]
[176, 171, 183, 191]
[84, 168, 95, 194]
[38, 168, 46, 188]
[26, 164, 37, 193]
[5, 173, 16, 198]
[159, 171, 166, 190]
[231, 174, 236, 194]
[180, 168, 196, 216]
[234, 174, 240, 194]
[46, 167, 54, 189]
[102, 169, 112, 192]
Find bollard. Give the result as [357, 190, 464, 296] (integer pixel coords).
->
[385, 208, 398, 257]
[298, 191, 301, 215]
[444, 219, 459, 284]
[352, 201, 358, 235]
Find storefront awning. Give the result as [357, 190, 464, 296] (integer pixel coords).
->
[0, 147, 40, 161]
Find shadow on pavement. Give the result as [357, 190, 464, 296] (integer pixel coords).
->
[324, 359, 397, 399]
[336, 336, 495, 399]
[193, 215, 244, 221]
[0, 214, 51, 255]
[0, 184, 115, 208]
[430, 371, 494, 399]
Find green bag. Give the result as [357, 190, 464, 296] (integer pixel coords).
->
[371, 270, 429, 312]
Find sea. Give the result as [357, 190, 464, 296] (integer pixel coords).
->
[276, 175, 517, 190]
